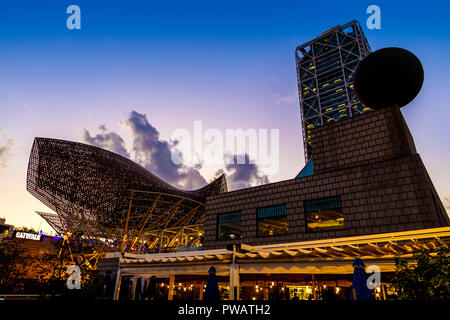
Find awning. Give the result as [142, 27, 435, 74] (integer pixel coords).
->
[115, 227, 450, 276]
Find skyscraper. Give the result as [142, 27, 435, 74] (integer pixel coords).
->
[296, 20, 371, 161]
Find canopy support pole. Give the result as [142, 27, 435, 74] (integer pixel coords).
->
[199, 281, 204, 300]
[229, 245, 240, 300]
[113, 266, 122, 300]
[312, 274, 317, 300]
[168, 275, 175, 300]
[131, 275, 137, 300]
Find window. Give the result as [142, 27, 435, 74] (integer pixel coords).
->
[217, 211, 242, 240]
[304, 196, 344, 231]
[257, 204, 288, 237]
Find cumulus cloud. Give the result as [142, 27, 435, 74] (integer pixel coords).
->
[82, 111, 207, 190]
[82, 125, 130, 158]
[123, 111, 208, 189]
[0, 129, 13, 168]
[217, 153, 269, 191]
[82, 111, 270, 191]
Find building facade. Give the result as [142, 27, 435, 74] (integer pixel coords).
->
[0, 218, 14, 241]
[203, 105, 449, 250]
[296, 20, 371, 160]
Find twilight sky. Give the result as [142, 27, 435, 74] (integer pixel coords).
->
[0, 0, 449, 233]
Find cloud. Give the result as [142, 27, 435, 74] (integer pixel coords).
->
[444, 197, 450, 211]
[82, 111, 208, 190]
[82, 111, 271, 191]
[274, 93, 296, 105]
[0, 129, 13, 168]
[123, 111, 207, 189]
[218, 153, 269, 191]
[81, 125, 130, 158]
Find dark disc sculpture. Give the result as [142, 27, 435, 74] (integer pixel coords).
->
[353, 47, 424, 109]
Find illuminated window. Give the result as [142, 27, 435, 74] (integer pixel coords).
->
[217, 211, 242, 240]
[257, 204, 288, 237]
[304, 196, 344, 231]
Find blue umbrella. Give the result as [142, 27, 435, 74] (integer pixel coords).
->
[350, 258, 374, 300]
[204, 266, 220, 300]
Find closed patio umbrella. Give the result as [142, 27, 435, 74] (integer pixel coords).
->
[144, 275, 157, 300]
[350, 258, 374, 300]
[204, 266, 220, 300]
[98, 270, 113, 299]
[134, 277, 143, 300]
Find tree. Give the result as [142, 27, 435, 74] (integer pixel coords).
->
[34, 240, 101, 299]
[0, 239, 31, 293]
[14, 226, 40, 234]
[392, 245, 449, 300]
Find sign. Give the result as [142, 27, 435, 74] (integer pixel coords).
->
[15, 231, 42, 241]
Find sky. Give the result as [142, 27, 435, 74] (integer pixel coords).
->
[0, 0, 449, 233]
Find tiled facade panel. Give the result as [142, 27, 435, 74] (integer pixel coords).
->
[203, 107, 449, 249]
[313, 106, 417, 174]
[97, 257, 120, 278]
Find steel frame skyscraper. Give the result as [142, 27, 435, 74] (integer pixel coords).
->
[296, 20, 371, 161]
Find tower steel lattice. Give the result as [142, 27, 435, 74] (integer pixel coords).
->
[296, 20, 371, 161]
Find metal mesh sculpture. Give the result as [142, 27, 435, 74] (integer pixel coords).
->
[36, 211, 68, 234]
[27, 137, 227, 252]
